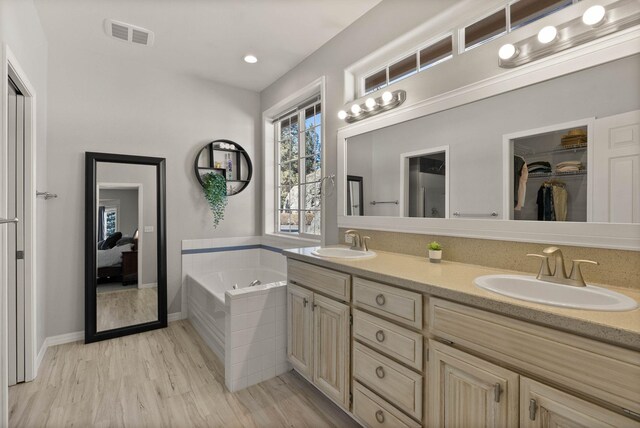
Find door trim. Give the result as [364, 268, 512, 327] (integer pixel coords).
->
[1, 44, 38, 426]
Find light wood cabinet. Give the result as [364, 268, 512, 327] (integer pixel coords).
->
[520, 378, 640, 428]
[313, 294, 350, 407]
[287, 280, 350, 409]
[287, 283, 313, 380]
[429, 340, 519, 428]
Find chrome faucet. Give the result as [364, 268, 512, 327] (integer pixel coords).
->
[344, 229, 371, 252]
[527, 246, 599, 287]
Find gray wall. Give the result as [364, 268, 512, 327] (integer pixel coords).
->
[45, 42, 261, 336]
[0, 0, 49, 352]
[347, 55, 640, 218]
[260, 0, 456, 244]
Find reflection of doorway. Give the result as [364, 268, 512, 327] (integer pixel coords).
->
[347, 175, 364, 216]
[97, 184, 142, 288]
[400, 146, 449, 218]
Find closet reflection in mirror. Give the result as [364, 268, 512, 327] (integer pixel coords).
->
[96, 162, 158, 332]
[345, 54, 640, 223]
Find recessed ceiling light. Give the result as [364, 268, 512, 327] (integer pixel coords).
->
[243, 55, 258, 64]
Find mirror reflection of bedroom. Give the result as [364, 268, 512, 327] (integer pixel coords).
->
[96, 163, 158, 332]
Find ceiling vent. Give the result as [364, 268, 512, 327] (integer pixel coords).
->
[104, 19, 154, 46]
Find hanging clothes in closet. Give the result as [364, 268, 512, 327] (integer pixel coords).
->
[536, 180, 567, 221]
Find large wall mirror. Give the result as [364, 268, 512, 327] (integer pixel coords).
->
[343, 54, 640, 239]
[85, 152, 167, 343]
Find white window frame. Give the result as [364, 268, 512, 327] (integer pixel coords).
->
[262, 77, 326, 245]
[274, 100, 322, 239]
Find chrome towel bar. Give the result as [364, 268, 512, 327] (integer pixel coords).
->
[36, 191, 58, 200]
[370, 200, 399, 205]
[453, 211, 499, 218]
[0, 218, 19, 224]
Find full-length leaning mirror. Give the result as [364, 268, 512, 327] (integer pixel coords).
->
[85, 152, 167, 343]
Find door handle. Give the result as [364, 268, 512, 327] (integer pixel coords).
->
[0, 218, 19, 224]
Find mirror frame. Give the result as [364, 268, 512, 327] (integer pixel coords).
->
[85, 152, 167, 343]
[337, 29, 640, 250]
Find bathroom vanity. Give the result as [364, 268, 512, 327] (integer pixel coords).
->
[285, 249, 640, 428]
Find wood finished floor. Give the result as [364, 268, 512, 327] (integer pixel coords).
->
[97, 287, 158, 332]
[8, 320, 357, 428]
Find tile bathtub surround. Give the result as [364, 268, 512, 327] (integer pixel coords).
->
[224, 285, 290, 392]
[339, 228, 640, 289]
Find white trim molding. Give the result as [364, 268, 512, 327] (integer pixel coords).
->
[261, 76, 326, 245]
[337, 26, 640, 251]
[1, 44, 39, 426]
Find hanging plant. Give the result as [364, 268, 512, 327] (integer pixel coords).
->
[202, 172, 228, 228]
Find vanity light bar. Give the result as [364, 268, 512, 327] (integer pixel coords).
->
[338, 90, 407, 123]
[498, 0, 640, 68]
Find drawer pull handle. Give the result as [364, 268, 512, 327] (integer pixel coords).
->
[375, 366, 385, 379]
[375, 294, 386, 306]
[375, 410, 385, 423]
[375, 330, 385, 342]
[303, 298, 308, 307]
[494, 383, 502, 402]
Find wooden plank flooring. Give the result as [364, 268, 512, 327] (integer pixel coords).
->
[97, 288, 158, 332]
[9, 321, 358, 428]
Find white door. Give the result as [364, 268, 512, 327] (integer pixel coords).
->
[592, 110, 640, 223]
[7, 78, 26, 386]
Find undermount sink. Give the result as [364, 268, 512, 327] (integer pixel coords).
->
[475, 275, 638, 312]
[311, 247, 377, 260]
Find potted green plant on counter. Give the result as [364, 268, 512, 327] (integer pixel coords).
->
[202, 172, 228, 228]
[428, 241, 442, 263]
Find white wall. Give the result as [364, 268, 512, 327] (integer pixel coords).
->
[347, 55, 640, 218]
[0, 0, 48, 356]
[260, 0, 456, 244]
[45, 44, 261, 337]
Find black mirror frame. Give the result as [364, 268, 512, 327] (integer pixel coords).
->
[85, 152, 167, 343]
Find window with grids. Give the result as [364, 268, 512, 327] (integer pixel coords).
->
[363, 35, 453, 95]
[276, 98, 322, 237]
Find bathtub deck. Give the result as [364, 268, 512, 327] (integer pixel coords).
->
[8, 320, 357, 428]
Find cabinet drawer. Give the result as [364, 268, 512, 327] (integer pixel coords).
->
[353, 381, 421, 428]
[353, 342, 423, 420]
[353, 277, 422, 329]
[429, 298, 640, 414]
[353, 309, 423, 371]
[287, 259, 350, 301]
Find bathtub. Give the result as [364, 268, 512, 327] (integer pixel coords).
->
[186, 266, 290, 391]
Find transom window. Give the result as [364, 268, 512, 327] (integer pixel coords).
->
[359, 0, 578, 96]
[276, 98, 322, 237]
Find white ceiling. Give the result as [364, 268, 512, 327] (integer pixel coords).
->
[34, 0, 383, 92]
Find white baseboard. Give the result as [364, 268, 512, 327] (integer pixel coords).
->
[139, 282, 158, 289]
[34, 330, 83, 377]
[168, 312, 184, 322]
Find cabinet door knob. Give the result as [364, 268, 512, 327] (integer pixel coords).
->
[375, 366, 385, 379]
[375, 294, 386, 306]
[375, 410, 385, 423]
[375, 330, 385, 342]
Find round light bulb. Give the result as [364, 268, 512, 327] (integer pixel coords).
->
[582, 5, 606, 26]
[337, 110, 348, 120]
[381, 91, 393, 103]
[365, 97, 377, 110]
[498, 43, 518, 60]
[537, 26, 558, 44]
[243, 55, 258, 64]
[351, 104, 362, 115]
